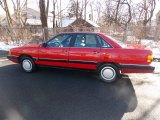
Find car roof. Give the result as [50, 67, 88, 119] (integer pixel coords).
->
[60, 32, 100, 35]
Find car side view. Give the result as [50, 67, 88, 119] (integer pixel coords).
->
[7, 32, 155, 83]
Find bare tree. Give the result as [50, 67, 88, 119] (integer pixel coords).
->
[80, 0, 89, 20]
[11, 0, 28, 26]
[0, 15, 3, 24]
[89, 1, 94, 21]
[39, 0, 48, 41]
[52, 0, 57, 29]
[103, 0, 132, 41]
[120, 0, 132, 41]
[67, 0, 80, 19]
[76, 0, 79, 19]
[136, 0, 156, 38]
[46, 0, 49, 18]
[95, 1, 102, 23]
[0, 0, 13, 26]
[84, 0, 87, 20]
[67, 0, 89, 20]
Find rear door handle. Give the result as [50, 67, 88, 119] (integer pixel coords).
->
[92, 51, 99, 54]
[62, 50, 68, 53]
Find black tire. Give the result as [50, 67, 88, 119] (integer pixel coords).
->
[20, 56, 36, 73]
[98, 64, 120, 83]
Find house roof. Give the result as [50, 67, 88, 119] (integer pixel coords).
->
[61, 18, 76, 27]
[61, 18, 100, 28]
[26, 19, 41, 25]
[86, 19, 100, 27]
[21, 8, 40, 19]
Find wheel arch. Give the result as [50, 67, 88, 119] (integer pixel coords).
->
[18, 54, 34, 62]
[97, 62, 121, 72]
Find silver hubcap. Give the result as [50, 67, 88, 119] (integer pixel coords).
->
[101, 67, 116, 81]
[22, 59, 32, 71]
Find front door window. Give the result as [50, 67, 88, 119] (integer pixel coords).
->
[47, 34, 72, 47]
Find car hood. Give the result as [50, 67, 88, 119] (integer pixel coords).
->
[23, 44, 40, 48]
[9, 44, 40, 53]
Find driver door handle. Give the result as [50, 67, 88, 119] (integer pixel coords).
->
[92, 51, 99, 54]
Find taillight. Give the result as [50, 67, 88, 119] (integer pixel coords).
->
[147, 55, 153, 62]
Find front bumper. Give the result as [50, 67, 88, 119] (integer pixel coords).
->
[7, 55, 19, 63]
[120, 64, 155, 73]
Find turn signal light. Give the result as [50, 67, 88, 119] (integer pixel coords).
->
[8, 50, 11, 55]
[147, 55, 153, 62]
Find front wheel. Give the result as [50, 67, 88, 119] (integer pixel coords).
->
[20, 56, 36, 73]
[98, 64, 120, 83]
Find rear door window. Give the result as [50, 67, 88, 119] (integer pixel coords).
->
[73, 34, 99, 48]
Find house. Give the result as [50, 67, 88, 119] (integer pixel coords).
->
[61, 17, 100, 32]
[1, 8, 53, 28]
[21, 8, 41, 27]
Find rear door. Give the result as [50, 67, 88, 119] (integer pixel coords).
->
[69, 33, 101, 70]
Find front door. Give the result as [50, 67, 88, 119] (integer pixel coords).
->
[37, 34, 72, 67]
[69, 33, 100, 70]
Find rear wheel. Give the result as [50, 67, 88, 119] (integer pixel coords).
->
[20, 56, 36, 73]
[98, 64, 120, 83]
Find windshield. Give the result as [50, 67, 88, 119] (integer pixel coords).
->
[107, 36, 127, 48]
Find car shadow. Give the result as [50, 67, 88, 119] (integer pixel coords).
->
[0, 64, 137, 120]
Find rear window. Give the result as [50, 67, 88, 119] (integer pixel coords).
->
[97, 36, 112, 48]
[107, 36, 127, 48]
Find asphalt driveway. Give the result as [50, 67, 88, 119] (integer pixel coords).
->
[0, 61, 137, 120]
[0, 60, 160, 120]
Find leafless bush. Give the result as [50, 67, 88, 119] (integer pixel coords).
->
[0, 26, 159, 45]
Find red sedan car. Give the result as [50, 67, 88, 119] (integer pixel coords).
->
[7, 32, 155, 83]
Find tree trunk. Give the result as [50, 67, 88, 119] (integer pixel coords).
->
[154, 24, 160, 41]
[76, 0, 79, 20]
[123, 24, 128, 42]
[46, 0, 49, 18]
[39, 0, 48, 41]
[52, 0, 56, 34]
[3, 0, 13, 26]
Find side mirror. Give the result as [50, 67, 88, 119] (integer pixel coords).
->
[41, 43, 47, 47]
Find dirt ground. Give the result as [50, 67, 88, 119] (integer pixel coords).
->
[122, 62, 160, 120]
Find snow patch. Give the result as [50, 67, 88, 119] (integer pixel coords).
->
[152, 62, 160, 74]
[0, 42, 18, 51]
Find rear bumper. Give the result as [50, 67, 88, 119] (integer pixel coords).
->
[120, 64, 155, 73]
[7, 55, 19, 63]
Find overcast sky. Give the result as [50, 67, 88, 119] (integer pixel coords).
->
[0, 0, 160, 19]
